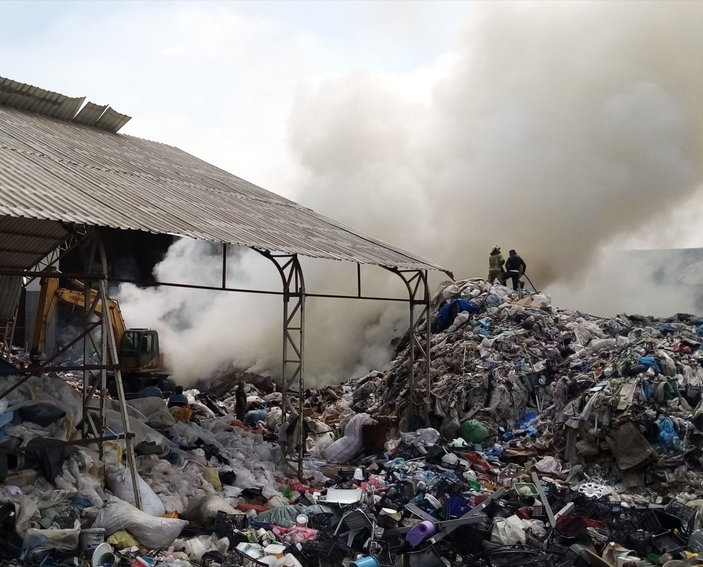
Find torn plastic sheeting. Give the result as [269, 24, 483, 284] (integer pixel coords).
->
[606, 422, 658, 471]
[3, 374, 83, 426]
[126, 397, 176, 430]
[104, 409, 170, 455]
[22, 519, 80, 559]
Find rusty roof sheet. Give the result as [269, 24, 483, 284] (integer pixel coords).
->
[0, 103, 447, 274]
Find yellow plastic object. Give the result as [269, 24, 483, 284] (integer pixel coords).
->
[107, 529, 139, 549]
[202, 467, 223, 491]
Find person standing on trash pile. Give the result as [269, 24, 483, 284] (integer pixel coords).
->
[487, 246, 505, 284]
[235, 382, 247, 422]
[503, 249, 527, 291]
[167, 385, 189, 408]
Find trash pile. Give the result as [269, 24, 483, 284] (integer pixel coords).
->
[2, 278, 703, 566]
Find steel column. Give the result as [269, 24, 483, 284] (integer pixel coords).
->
[97, 240, 142, 510]
[384, 268, 432, 424]
[259, 251, 306, 479]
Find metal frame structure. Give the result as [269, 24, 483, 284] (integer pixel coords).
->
[0, 232, 142, 507]
[0, 76, 451, 494]
[0, 229, 438, 482]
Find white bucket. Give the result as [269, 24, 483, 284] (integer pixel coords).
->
[80, 527, 105, 552]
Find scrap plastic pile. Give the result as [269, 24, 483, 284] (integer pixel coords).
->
[2, 278, 703, 566]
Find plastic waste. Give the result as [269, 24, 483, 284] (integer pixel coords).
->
[658, 417, 680, 451]
[491, 515, 527, 545]
[322, 413, 375, 463]
[184, 495, 237, 529]
[106, 464, 166, 517]
[106, 530, 139, 550]
[459, 419, 490, 444]
[92, 497, 186, 549]
[22, 519, 81, 559]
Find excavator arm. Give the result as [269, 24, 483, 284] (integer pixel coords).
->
[29, 270, 165, 383]
[30, 273, 127, 359]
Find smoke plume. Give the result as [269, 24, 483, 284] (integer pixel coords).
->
[119, 2, 703, 384]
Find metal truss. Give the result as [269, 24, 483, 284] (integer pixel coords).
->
[0, 230, 143, 509]
[257, 250, 306, 478]
[384, 268, 432, 421]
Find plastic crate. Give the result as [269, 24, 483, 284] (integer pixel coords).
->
[651, 531, 686, 555]
[665, 500, 699, 534]
[227, 548, 270, 567]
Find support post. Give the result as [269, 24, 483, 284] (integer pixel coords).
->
[97, 241, 143, 510]
[258, 251, 306, 479]
[385, 268, 432, 426]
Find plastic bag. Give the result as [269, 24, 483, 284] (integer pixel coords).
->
[5, 374, 83, 426]
[18, 403, 66, 426]
[92, 497, 186, 549]
[107, 529, 139, 549]
[104, 409, 170, 455]
[202, 468, 223, 491]
[535, 456, 562, 475]
[22, 519, 80, 558]
[588, 338, 617, 353]
[179, 534, 229, 560]
[459, 420, 490, 444]
[658, 417, 680, 451]
[127, 397, 176, 430]
[184, 495, 237, 529]
[491, 516, 526, 545]
[400, 427, 441, 449]
[255, 504, 336, 528]
[322, 413, 375, 463]
[106, 464, 165, 517]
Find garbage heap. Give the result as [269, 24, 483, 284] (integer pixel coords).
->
[373, 278, 703, 492]
[3, 278, 703, 566]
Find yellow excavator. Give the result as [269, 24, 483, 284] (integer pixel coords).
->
[30, 271, 171, 394]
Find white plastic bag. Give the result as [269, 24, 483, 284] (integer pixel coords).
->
[178, 534, 229, 560]
[184, 494, 237, 529]
[92, 497, 186, 549]
[322, 413, 375, 463]
[106, 464, 165, 517]
[22, 519, 81, 558]
[491, 516, 527, 545]
[127, 397, 176, 430]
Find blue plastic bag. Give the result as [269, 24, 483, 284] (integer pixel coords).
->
[638, 356, 662, 374]
[658, 417, 679, 451]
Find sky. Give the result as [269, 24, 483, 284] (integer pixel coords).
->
[4, 1, 703, 382]
[0, 0, 468, 197]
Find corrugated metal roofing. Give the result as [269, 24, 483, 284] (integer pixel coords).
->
[0, 88, 448, 274]
[0, 216, 68, 269]
[0, 275, 22, 321]
[0, 76, 131, 133]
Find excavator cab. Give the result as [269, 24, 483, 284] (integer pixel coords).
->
[119, 329, 161, 373]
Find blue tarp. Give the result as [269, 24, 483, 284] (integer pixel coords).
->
[437, 299, 480, 331]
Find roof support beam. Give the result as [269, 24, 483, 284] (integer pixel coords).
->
[383, 267, 433, 431]
[257, 250, 307, 480]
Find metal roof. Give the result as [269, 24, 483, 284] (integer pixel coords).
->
[0, 83, 447, 275]
[0, 76, 130, 133]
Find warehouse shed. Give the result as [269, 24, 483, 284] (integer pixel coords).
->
[0, 76, 451, 485]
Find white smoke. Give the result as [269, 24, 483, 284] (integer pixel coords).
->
[120, 2, 703, 384]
